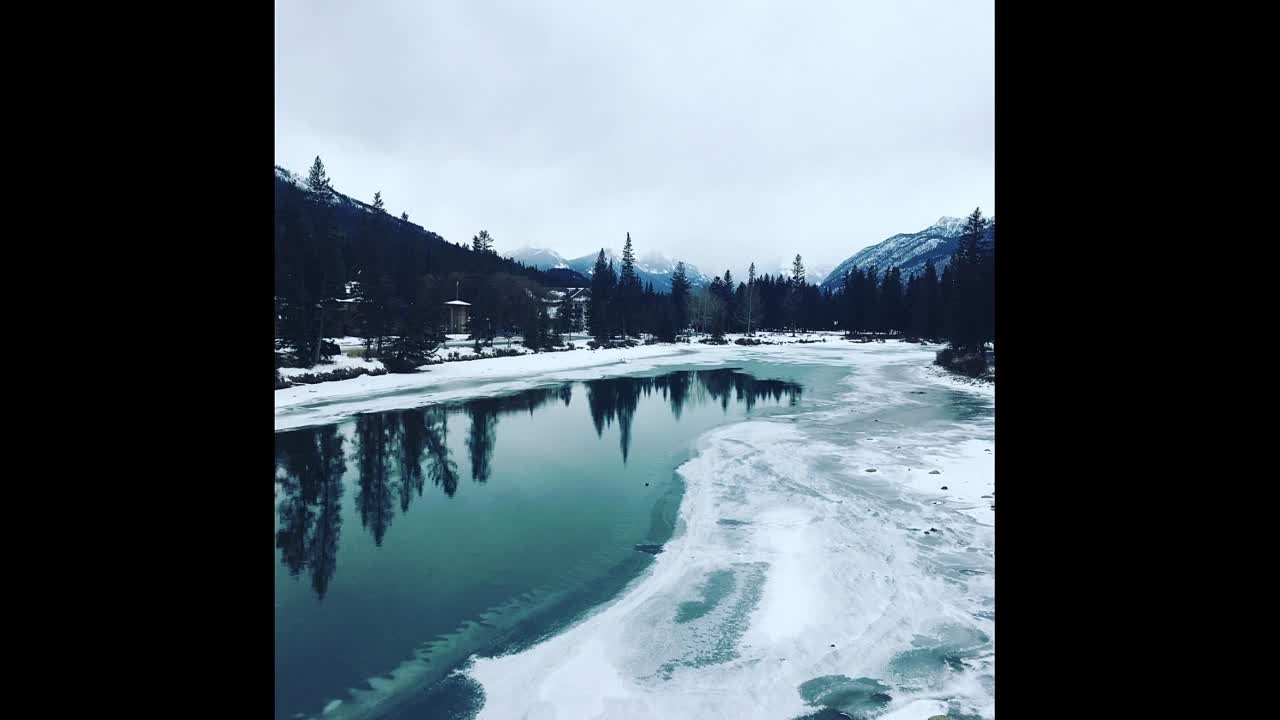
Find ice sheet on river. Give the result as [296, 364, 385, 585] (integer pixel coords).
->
[297, 342, 995, 720]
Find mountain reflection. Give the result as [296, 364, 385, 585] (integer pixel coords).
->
[275, 369, 801, 599]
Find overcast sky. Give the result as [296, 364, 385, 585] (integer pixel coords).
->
[275, 0, 993, 279]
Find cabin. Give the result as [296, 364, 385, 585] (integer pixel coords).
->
[445, 299, 471, 333]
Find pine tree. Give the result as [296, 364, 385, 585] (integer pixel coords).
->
[670, 262, 691, 334]
[654, 296, 677, 342]
[588, 250, 612, 341]
[947, 208, 986, 352]
[786, 255, 806, 334]
[606, 260, 620, 338]
[618, 234, 643, 337]
[471, 230, 494, 254]
[791, 254, 806, 286]
[924, 260, 942, 340]
[306, 156, 334, 202]
[880, 266, 904, 335]
[735, 262, 762, 335]
[401, 212, 408, 222]
[372, 192, 384, 212]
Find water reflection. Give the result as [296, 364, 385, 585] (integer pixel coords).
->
[274, 369, 802, 599]
[275, 426, 345, 599]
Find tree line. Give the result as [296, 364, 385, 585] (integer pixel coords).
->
[276, 154, 993, 369]
[275, 156, 586, 370]
[579, 207, 992, 354]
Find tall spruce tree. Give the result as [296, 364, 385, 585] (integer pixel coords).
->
[924, 260, 942, 340]
[670, 262, 691, 333]
[947, 208, 986, 352]
[732, 260, 757, 333]
[588, 250, 612, 341]
[786, 255, 806, 334]
[618, 234, 642, 337]
[880, 266, 904, 334]
[306, 156, 334, 201]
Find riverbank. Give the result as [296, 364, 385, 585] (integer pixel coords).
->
[275, 332, 860, 431]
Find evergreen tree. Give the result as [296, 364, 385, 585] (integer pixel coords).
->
[791, 254, 806, 286]
[654, 296, 678, 342]
[372, 192, 384, 212]
[555, 294, 574, 335]
[924, 260, 942, 339]
[735, 262, 762, 335]
[617, 234, 643, 337]
[401, 212, 408, 221]
[947, 208, 987, 352]
[588, 250, 612, 341]
[880, 266, 904, 334]
[306, 156, 334, 201]
[471, 230, 494, 254]
[280, 156, 346, 365]
[786, 255, 807, 334]
[670, 262, 691, 333]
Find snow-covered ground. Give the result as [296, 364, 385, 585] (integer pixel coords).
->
[276, 333, 851, 431]
[278, 352, 386, 378]
[292, 339, 995, 720]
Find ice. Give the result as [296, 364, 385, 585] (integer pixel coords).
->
[283, 339, 995, 719]
[462, 345, 994, 718]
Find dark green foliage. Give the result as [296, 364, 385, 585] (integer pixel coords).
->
[617, 233, 643, 337]
[587, 250, 616, 341]
[275, 161, 587, 367]
[276, 159, 993, 363]
[935, 347, 990, 377]
[471, 230, 494, 254]
[670, 262, 691, 331]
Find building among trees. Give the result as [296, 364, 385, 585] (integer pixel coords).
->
[445, 300, 471, 334]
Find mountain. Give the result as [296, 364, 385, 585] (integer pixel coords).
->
[820, 216, 996, 293]
[749, 258, 834, 286]
[275, 165, 588, 287]
[508, 247, 710, 292]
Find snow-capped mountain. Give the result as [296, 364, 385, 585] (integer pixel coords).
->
[505, 247, 572, 271]
[570, 249, 710, 292]
[509, 247, 710, 292]
[750, 258, 834, 286]
[819, 216, 996, 293]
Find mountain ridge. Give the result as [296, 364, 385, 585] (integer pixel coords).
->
[819, 216, 996, 292]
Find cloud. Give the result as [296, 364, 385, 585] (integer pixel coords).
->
[275, 0, 993, 275]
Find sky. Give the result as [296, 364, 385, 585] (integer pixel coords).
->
[275, 0, 993, 281]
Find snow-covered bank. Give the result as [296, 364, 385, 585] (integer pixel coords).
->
[278, 352, 386, 378]
[275, 333, 851, 432]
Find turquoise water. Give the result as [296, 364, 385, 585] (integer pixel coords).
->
[274, 365, 838, 720]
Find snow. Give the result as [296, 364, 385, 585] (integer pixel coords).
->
[325, 336, 365, 347]
[278, 352, 384, 378]
[282, 340, 995, 720]
[460, 342, 994, 719]
[277, 333, 847, 431]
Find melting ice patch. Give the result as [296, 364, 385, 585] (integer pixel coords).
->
[290, 342, 995, 720]
[465, 383, 994, 719]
